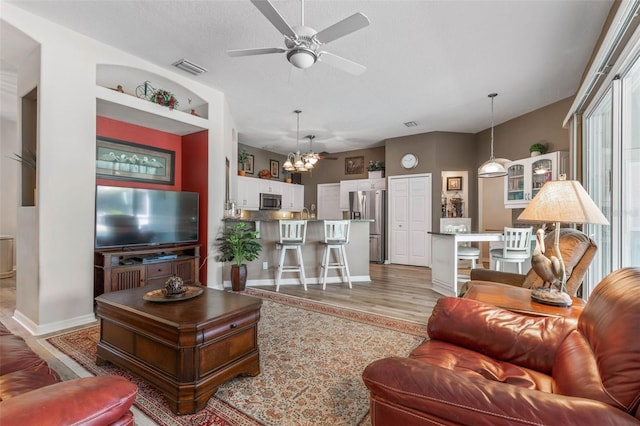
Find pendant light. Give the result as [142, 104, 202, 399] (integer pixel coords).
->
[282, 110, 309, 172]
[478, 93, 510, 178]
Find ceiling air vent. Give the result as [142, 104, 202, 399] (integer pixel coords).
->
[172, 59, 208, 75]
[403, 121, 418, 127]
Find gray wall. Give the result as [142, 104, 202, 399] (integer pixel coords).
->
[237, 97, 573, 235]
[385, 131, 477, 233]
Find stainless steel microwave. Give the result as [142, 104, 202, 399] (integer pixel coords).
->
[259, 193, 282, 210]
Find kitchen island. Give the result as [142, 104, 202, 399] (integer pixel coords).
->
[221, 219, 372, 288]
[430, 231, 505, 297]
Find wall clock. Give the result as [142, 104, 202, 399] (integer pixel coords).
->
[401, 153, 419, 169]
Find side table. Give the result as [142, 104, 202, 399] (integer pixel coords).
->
[464, 284, 585, 321]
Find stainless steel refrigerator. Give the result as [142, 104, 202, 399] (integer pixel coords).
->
[349, 190, 386, 263]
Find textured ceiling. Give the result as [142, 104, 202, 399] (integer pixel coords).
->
[1, 0, 613, 155]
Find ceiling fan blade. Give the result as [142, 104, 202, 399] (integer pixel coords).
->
[318, 51, 366, 75]
[319, 152, 338, 160]
[227, 47, 287, 57]
[250, 0, 297, 39]
[314, 12, 370, 44]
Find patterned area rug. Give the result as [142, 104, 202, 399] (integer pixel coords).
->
[47, 294, 426, 426]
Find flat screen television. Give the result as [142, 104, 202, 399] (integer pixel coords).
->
[95, 185, 199, 249]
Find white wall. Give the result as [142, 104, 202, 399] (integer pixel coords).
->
[0, 117, 18, 240]
[3, 3, 234, 334]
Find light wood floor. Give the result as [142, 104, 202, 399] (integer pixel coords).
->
[254, 263, 443, 324]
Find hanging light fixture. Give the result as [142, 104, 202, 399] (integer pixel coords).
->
[478, 93, 510, 178]
[282, 110, 310, 172]
[303, 135, 320, 166]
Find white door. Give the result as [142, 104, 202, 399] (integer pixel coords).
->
[389, 174, 432, 266]
[317, 183, 342, 219]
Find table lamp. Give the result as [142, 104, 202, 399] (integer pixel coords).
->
[517, 175, 609, 306]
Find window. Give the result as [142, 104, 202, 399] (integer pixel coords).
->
[582, 52, 640, 293]
[583, 89, 612, 289]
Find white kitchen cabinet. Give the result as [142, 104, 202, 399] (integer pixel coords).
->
[237, 176, 260, 210]
[504, 151, 568, 208]
[281, 184, 304, 211]
[339, 178, 386, 210]
[259, 179, 282, 195]
[357, 178, 386, 191]
[237, 176, 302, 211]
[339, 181, 359, 210]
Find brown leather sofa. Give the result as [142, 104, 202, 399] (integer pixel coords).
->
[363, 267, 640, 425]
[464, 228, 597, 296]
[0, 322, 137, 425]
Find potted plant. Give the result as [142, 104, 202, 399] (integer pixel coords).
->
[216, 223, 262, 291]
[283, 170, 292, 183]
[529, 143, 546, 157]
[367, 160, 385, 178]
[238, 150, 249, 176]
[10, 149, 37, 170]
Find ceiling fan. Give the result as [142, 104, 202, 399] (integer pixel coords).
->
[227, 0, 370, 75]
[305, 135, 337, 160]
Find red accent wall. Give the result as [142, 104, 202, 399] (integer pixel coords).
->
[96, 116, 182, 189]
[182, 130, 209, 285]
[96, 116, 209, 285]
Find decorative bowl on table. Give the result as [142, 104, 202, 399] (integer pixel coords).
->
[163, 275, 185, 296]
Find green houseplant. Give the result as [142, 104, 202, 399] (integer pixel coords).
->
[529, 143, 546, 157]
[238, 150, 249, 175]
[216, 223, 262, 291]
[367, 160, 385, 178]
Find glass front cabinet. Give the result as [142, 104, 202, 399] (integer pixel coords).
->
[504, 151, 569, 208]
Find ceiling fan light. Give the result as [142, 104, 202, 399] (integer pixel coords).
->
[309, 156, 319, 165]
[283, 158, 294, 170]
[304, 159, 314, 169]
[287, 48, 317, 69]
[294, 158, 304, 168]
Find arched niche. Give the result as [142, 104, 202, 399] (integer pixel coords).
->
[96, 64, 208, 119]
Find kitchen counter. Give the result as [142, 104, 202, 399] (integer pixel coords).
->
[222, 218, 374, 222]
[430, 232, 506, 297]
[221, 220, 371, 289]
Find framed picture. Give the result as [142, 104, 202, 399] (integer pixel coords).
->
[446, 176, 462, 191]
[96, 137, 175, 184]
[245, 154, 255, 174]
[345, 156, 364, 175]
[270, 159, 280, 178]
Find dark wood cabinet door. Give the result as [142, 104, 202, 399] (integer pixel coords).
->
[110, 265, 145, 292]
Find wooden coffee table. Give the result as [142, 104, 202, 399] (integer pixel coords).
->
[464, 284, 585, 321]
[95, 285, 262, 414]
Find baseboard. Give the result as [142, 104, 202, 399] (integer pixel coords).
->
[222, 275, 371, 289]
[13, 309, 97, 336]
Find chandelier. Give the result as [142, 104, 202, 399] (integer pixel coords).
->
[283, 110, 319, 172]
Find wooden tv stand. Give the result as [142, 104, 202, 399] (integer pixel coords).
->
[94, 244, 200, 297]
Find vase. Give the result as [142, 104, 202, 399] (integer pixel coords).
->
[368, 171, 384, 179]
[231, 264, 247, 291]
[238, 170, 246, 176]
[530, 151, 541, 157]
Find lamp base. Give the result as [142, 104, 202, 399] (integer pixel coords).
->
[531, 287, 572, 307]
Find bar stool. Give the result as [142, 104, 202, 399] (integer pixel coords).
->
[320, 220, 352, 290]
[276, 220, 307, 291]
[446, 224, 480, 269]
[490, 226, 533, 274]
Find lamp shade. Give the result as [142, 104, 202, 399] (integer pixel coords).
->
[517, 180, 609, 225]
